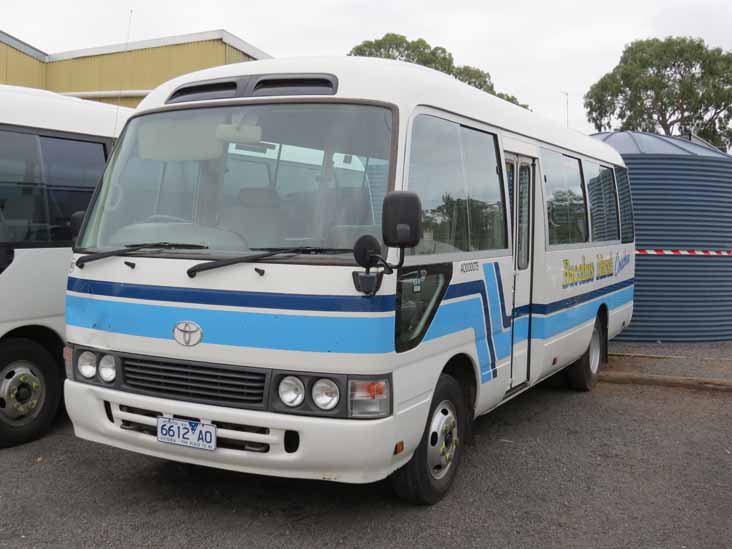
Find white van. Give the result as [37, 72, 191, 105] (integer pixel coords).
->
[64, 58, 634, 503]
[0, 86, 131, 446]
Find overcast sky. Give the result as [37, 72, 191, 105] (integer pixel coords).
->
[4, 0, 732, 134]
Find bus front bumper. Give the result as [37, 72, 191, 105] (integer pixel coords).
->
[64, 380, 425, 484]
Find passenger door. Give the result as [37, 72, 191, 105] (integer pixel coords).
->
[507, 155, 535, 388]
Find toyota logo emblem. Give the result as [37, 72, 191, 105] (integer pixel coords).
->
[173, 321, 203, 347]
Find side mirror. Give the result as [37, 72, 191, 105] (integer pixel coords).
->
[382, 191, 421, 248]
[351, 192, 422, 297]
[70, 211, 86, 240]
[353, 234, 382, 270]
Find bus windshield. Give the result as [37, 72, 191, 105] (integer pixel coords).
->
[79, 103, 394, 259]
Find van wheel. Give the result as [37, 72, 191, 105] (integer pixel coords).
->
[390, 374, 466, 505]
[566, 317, 606, 391]
[0, 338, 62, 448]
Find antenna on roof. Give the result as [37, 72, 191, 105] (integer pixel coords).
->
[113, 9, 134, 135]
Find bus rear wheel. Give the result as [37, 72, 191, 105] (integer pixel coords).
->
[566, 316, 606, 391]
[390, 373, 467, 505]
[0, 338, 62, 448]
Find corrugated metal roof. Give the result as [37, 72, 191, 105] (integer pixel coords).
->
[593, 131, 730, 158]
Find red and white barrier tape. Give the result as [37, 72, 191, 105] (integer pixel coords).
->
[636, 249, 732, 256]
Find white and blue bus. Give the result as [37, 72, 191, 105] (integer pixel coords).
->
[0, 85, 130, 447]
[64, 58, 634, 504]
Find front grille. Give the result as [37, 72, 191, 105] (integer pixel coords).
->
[122, 357, 268, 409]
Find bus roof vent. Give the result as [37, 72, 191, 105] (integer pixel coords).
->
[167, 81, 237, 104]
[165, 74, 338, 104]
[250, 74, 338, 97]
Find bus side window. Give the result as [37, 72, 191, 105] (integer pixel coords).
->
[615, 166, 634, 243]
[585, 161, 619, 242]
[541, 148, 588, 245]
[407, 114, 507, 255]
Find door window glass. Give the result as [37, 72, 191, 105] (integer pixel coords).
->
[517, 163, 531, 269]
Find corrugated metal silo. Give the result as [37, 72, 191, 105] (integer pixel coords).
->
[593, 131, 732, 341]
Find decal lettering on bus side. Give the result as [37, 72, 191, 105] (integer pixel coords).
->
[562, 256, 595, 288]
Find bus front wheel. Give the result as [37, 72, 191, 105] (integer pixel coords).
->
[0, 338, 62, 448]
[390, 373, 467, 505]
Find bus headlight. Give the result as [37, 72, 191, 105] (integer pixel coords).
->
[278, 376, 305, 407]
[77, 351, 97, 379]
[312, 378, 340, 410]
[98, 354, 117, 383]
[349, 378, 390, 418]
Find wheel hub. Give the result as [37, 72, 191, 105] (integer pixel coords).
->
[427, 400, 459, 480]
[589, 326, 601, 374]
[0, 363, 44, 422]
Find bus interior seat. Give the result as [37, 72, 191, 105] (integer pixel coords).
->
[220, 187, 282, 247]
[325, 224, 381, 251]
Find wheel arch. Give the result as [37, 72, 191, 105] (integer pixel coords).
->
[441, 353, 479, 419]
[0, 325, 65, 371]
[596, 303, 609, 362]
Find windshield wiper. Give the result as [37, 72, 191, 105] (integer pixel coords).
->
[187, 246, 352, 278]
[76, 242, 209, 268]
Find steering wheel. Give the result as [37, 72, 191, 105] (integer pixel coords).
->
[144, 214, 189, 223]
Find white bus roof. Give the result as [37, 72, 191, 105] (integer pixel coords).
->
[138, 57, 623, 166]
[0, 85, 132, 138]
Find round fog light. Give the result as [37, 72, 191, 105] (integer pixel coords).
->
[312, 378, 340, 410]
[77, 351, 97, 379]
[98, 354, 117, 383]
[278, 376, 305, 407]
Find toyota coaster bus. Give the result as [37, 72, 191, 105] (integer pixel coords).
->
[0, 85, 131, 447]
[64, 58, 635, 504]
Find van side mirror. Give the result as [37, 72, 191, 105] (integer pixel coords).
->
[70, 211, 86, 240]
[382, 192, 422, 248]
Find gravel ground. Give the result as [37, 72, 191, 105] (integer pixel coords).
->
[1, 380, 731, 549]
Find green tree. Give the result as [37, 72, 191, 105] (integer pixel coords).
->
[349, 33, 527, 108]
[585, 37, 732, 151]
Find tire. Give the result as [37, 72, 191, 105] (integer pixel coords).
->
[0, 338, 63, 448]
[390, 374, 467, 505]
[566, 316, 606, 391]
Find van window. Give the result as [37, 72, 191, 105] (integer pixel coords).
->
[615, 166, 635, 243]
[408, 114, 506, 255]
[39, 137, 106, 187]
[585, 161, 619, 242]
[0, 131, 107, 244]
[541, 149, 588, 245]
[0, 130, 42, 183]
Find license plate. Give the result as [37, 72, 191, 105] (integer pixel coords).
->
[157, 417, 217, 451]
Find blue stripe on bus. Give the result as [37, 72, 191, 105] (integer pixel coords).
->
[67, 277, 395, 313]
[531, 278, 635, 315]
[531, 286, 634, 339]
[66, 294, 395, 354]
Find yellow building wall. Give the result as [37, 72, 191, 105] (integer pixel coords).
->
[0, 43, 45, 88]
[1, 38, 254, 107]
[46, 40, 253, 96]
